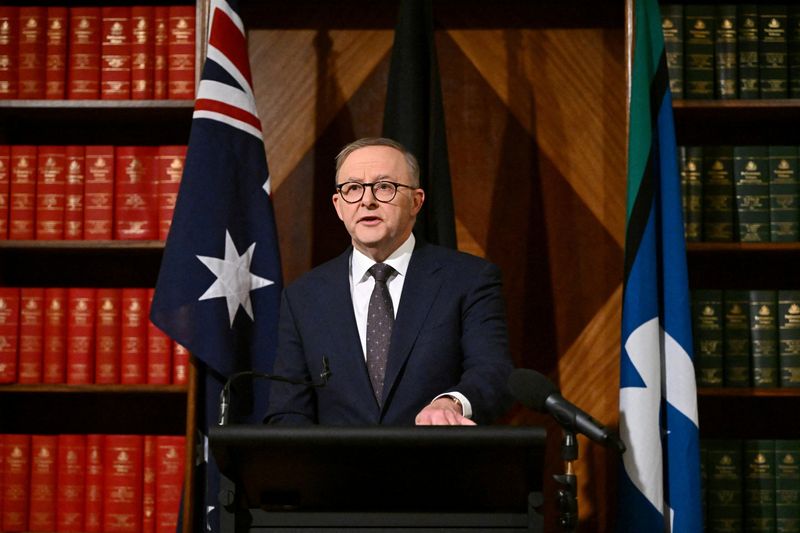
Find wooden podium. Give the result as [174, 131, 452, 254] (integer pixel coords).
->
[209, 425, 546, 532]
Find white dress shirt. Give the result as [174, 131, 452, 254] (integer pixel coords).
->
[348, 234, 472, 419]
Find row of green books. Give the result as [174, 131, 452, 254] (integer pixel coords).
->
[662, 3, 800, 99]
[680, 145, 800, 243]
[692, 289, 800, 388]
[703, 439, 800, 533]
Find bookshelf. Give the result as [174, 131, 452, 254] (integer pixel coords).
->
[0, 1, 205, 531]
[666, 5, 800, 435]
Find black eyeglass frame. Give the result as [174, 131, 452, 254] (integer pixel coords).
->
[335, 180, 418, 204]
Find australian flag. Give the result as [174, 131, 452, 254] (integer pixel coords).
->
[617, 0, 702, 531]
[150, 0, 282, 529]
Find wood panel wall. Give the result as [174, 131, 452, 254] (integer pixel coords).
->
[244, 2, 627, 530]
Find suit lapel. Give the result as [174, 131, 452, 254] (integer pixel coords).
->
[381, 242, 444, 406]
[318, 248, 380, 410]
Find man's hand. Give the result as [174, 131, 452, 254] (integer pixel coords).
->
[414, 397, 477, 426]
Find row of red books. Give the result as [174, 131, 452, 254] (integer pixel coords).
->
[0, 144, 187, 241]
[1, 433, 185, 533]
[0, 5, 196, 100]
[0, 287, 189, 385]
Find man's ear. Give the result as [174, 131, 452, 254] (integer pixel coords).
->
[411, 188, 425, 216]
[332, 193, 345, 221]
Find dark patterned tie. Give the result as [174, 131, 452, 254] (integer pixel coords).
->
[366, 263, 395, 403]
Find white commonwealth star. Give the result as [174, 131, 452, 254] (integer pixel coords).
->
[197, 230, 274, 326]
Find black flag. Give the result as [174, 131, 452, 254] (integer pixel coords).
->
[383, 0, 457, 248]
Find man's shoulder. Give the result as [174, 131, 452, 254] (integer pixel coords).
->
[414, 241, 497, 271]
[286, 248, 349, 291]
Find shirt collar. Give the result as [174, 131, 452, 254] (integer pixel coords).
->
[352, 233, 415, 283]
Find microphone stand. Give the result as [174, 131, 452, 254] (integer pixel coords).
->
[553, 429, 578, 532]
[218, 356, 331, 426]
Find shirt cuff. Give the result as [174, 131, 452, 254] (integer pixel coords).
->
[433, 392, 473, 419]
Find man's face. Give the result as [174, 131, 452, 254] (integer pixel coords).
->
[333, 145, 425, 262]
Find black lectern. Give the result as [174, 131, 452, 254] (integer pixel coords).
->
[209, 425, 546, 532]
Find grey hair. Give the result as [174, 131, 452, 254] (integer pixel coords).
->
[334, 137, 420, 187]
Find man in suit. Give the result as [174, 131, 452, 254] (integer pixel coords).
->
[265, 137, 514, 425]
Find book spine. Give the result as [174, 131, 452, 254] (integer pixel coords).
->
[681, 145, 703, 242]
[703, 145, 736, 242]
[760, 4, 789, 99]
[173, 342, 189, 385]
[103, 435, 143, 533]
[775, 439, 800, 533]
[43, 287, 67, 384]
[45, 6, 67, 100]
[790, 6, 800, 98]
[715, 5, 738, 99]
[147, 288, 172, 385]
[57, 434, 86, 533]
[706, 439, 744, 532]
[9, 145, 37, 240]
[35, 145, 66, 240]
[693, 289, 724, 387]
[84, 145, 115, 240]
[0, 144, 10, 238]
[142, 435, 156, 533]
[84, 434, 104, 533]
[101, 6, 132, 100]
[114, 146, 157, 240]
[29, 435, 57, 532]
[739, 5, 760, 99]
[64, 145, 85, 240]
[685, 4, 715, 99]
[778, 290, 800, 388]
[95, 288, 121, 384]
[67, 287, 95, 384]
[744, 439, 776, 533]
[157, 145, 186, 240]
[0, 287, 20, 383]
[18, 6, 46, 99]
[131, 6, 155, 100]
[725, 290, 752, 387]
[154, 435, 186, 533]
[68, 7, 101, 100]
[167, 6, 195, 100]
[121, 288, 147, 384]
[750, 290, 779, 388]
[662, 4, 684, 99]
[2, 434, 31, 531]
[769, 145, 799, 243]
[734, 145, 770, 242]
[0, 6, 18, 98]
[18, 287, 44, 384]
[153, 7, 168, 100]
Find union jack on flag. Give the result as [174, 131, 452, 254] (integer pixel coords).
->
[150, 0, 282, 529]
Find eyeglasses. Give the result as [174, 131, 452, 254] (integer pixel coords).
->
[335, 180, 417, 204]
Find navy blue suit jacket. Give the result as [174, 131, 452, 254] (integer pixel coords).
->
[264, 241, 514, 425]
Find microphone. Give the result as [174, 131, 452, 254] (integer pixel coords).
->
[218, 356, 331, 426]
[508, 368, 625, 453]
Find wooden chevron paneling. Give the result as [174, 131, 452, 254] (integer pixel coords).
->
[245, 4, 626, 529]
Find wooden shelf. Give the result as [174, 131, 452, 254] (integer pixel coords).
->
[686, 243, 800, 290]
[698, 387, 800, 398]
[0, 383, 188, 435]
[0, 241, 165, 287]
[0, 101, 194, 145]
[698, 388, 800, 439]
[673, 99, 800, 145]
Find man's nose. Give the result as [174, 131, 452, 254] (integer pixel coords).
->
[361, 185, 379, 205]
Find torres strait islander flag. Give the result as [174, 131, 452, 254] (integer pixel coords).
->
[617, 0, 702, 531]
[150, 0, 281, 529]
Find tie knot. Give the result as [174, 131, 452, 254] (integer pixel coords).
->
[369, 263, 394, 283]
